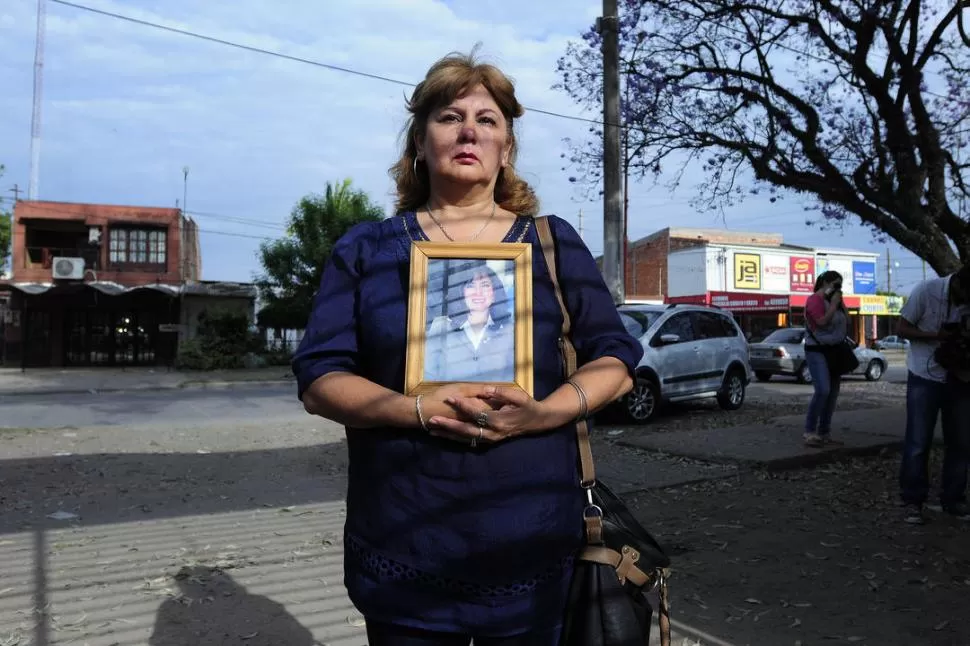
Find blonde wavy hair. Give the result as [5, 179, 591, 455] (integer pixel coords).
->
[389, 50, 540, 217]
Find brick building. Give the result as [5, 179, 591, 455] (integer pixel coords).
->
[0, 200, 208, 367]
[620, 227, 784, 301]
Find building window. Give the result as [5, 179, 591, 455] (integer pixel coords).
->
[109, 228, 167, 268]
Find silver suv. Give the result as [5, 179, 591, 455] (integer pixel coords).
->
[616, 304, 752, 423]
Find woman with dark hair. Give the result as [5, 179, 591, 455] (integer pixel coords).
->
[425, 260, 515, 383]
[803, 270, 850, 447]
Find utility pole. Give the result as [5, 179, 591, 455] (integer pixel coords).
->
[886, 247, 892, 293]
[9, 185, 21, 202]
[28, 0, 46, 200]
[578, 208, 584, 242]
[922, 259, 927, 281]
[599, 0, 624, 305]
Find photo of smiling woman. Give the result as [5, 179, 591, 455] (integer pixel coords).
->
[424, 258, 515, 383]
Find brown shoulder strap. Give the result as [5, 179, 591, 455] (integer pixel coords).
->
[535, 216, 596, 489]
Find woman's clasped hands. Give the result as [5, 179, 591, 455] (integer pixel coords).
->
[422, 383, 550, 446]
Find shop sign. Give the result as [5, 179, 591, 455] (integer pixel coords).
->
[789, 256, 815, 293]
[886, 295, 904, 315]
[762, 254, 790, 292]
[859, 295, 888, 315]
[733, 253, 762, 290]
[710, 291, 790, 312]
[852, 261, 877, 295]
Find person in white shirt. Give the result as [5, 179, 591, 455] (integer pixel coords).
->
[424, 261, 515, 384]
[896, 265, 970, 524]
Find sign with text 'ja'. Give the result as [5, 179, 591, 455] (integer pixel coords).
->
[733, 253, 762, 290]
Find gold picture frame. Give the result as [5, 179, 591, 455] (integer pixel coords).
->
[405, 241, 534, 397]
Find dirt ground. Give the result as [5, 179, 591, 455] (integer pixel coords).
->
[627, 450, 970, 646]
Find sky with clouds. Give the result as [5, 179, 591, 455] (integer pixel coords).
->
[0, 0, 932, 293]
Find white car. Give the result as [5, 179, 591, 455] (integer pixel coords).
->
[615, 304, 753, 423]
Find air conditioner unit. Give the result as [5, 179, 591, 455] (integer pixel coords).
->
[52, 257, 85, 280]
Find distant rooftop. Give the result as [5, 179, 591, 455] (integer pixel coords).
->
[631, 226, 784, 247]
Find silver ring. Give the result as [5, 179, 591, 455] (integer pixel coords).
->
[476, 411, 489, 428]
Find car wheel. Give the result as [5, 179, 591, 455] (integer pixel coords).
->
[797, 362, 813, 384]
[624, 376, 659, 424]
[754, 371, 772, 382]
[717, 369, 746, 410]
[865, 360, 884, 382]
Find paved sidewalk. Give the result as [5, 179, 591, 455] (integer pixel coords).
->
[0, 421, 707, 646]
[621, 407, 908, 470]
[0, 366, 294, 397]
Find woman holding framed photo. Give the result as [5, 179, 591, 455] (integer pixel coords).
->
[292, 50, 643, 645]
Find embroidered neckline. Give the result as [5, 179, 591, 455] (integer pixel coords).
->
[402, 211, 531, 244]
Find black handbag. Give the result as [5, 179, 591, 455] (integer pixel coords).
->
[807, 329, 860, 376]
[536, 217, 672, 646]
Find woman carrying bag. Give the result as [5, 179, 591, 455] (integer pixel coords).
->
[803, 270, 857, 448]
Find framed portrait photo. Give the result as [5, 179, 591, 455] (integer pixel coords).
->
[404, 242, 534, 397]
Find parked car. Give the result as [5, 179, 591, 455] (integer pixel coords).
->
[614, 304, 752, 423]
[748, 327, 888, 383]
[873, 335, 910, 351]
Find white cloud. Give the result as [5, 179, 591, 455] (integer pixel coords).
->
[0, 0, 928, 287]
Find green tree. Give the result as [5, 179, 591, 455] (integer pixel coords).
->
[0, 165, 11, 273]
[255, 179, 384, 331]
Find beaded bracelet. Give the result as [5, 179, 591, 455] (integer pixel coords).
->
[415, 394, 429, 432]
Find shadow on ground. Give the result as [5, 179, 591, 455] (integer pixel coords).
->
[148, 565, 316, 646]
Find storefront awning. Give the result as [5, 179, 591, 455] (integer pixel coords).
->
[3, 280, 256, 299]
[5, 281, 182, 296]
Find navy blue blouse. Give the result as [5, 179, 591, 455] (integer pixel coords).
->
[292, 212, 643, 636]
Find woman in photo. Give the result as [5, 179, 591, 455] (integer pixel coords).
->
[803, 270, 850, 447]
[425, 260, 515, 383]
[292, 50, 642, 645]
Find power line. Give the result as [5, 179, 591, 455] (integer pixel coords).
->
[48, 0, 959, 139]
[48, 0, 599, 126]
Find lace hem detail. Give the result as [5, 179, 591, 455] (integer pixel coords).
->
[345, 533, 574, 600]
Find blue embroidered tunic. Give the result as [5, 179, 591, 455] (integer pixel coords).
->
[292, 212, 643, 636]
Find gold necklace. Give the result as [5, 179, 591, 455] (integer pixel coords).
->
[425, 201, 496, 242]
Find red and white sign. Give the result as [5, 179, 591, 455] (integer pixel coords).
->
[790, 256, 815, 293]
[667, 292, 791, 312]
[709, 291, 790, 312]
[762, 254, 790, 292]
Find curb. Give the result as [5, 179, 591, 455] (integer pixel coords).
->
[0, 378, 294, 398]
[618, 438, 903, 472]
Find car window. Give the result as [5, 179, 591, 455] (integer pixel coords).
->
[619, 312, 644, 337]
[717, 314, 740, 337]
[618, 309, 660, 337]
[691, 311, 739, 339]
[690, 312, 723, 339]
[763, 328, 805, 344]
[656, 313, 694, 343]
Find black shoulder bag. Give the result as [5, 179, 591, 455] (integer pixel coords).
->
[535, 216, 672, 646]
[806, 303, 859, 376]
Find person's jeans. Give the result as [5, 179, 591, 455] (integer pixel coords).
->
[365, 621, 560, 646]
[899, 372, 970, 506]
[805, 350, 841, 436]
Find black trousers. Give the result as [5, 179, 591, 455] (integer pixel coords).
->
[365, 620, 560, 646]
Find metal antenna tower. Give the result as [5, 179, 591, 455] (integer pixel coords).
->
[28, 0, 47, 200]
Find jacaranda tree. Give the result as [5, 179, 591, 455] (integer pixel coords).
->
[557, 0, 970, 274]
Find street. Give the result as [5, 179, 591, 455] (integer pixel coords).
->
[0, 365, 908, 430]
[0, 383, 303, 429]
